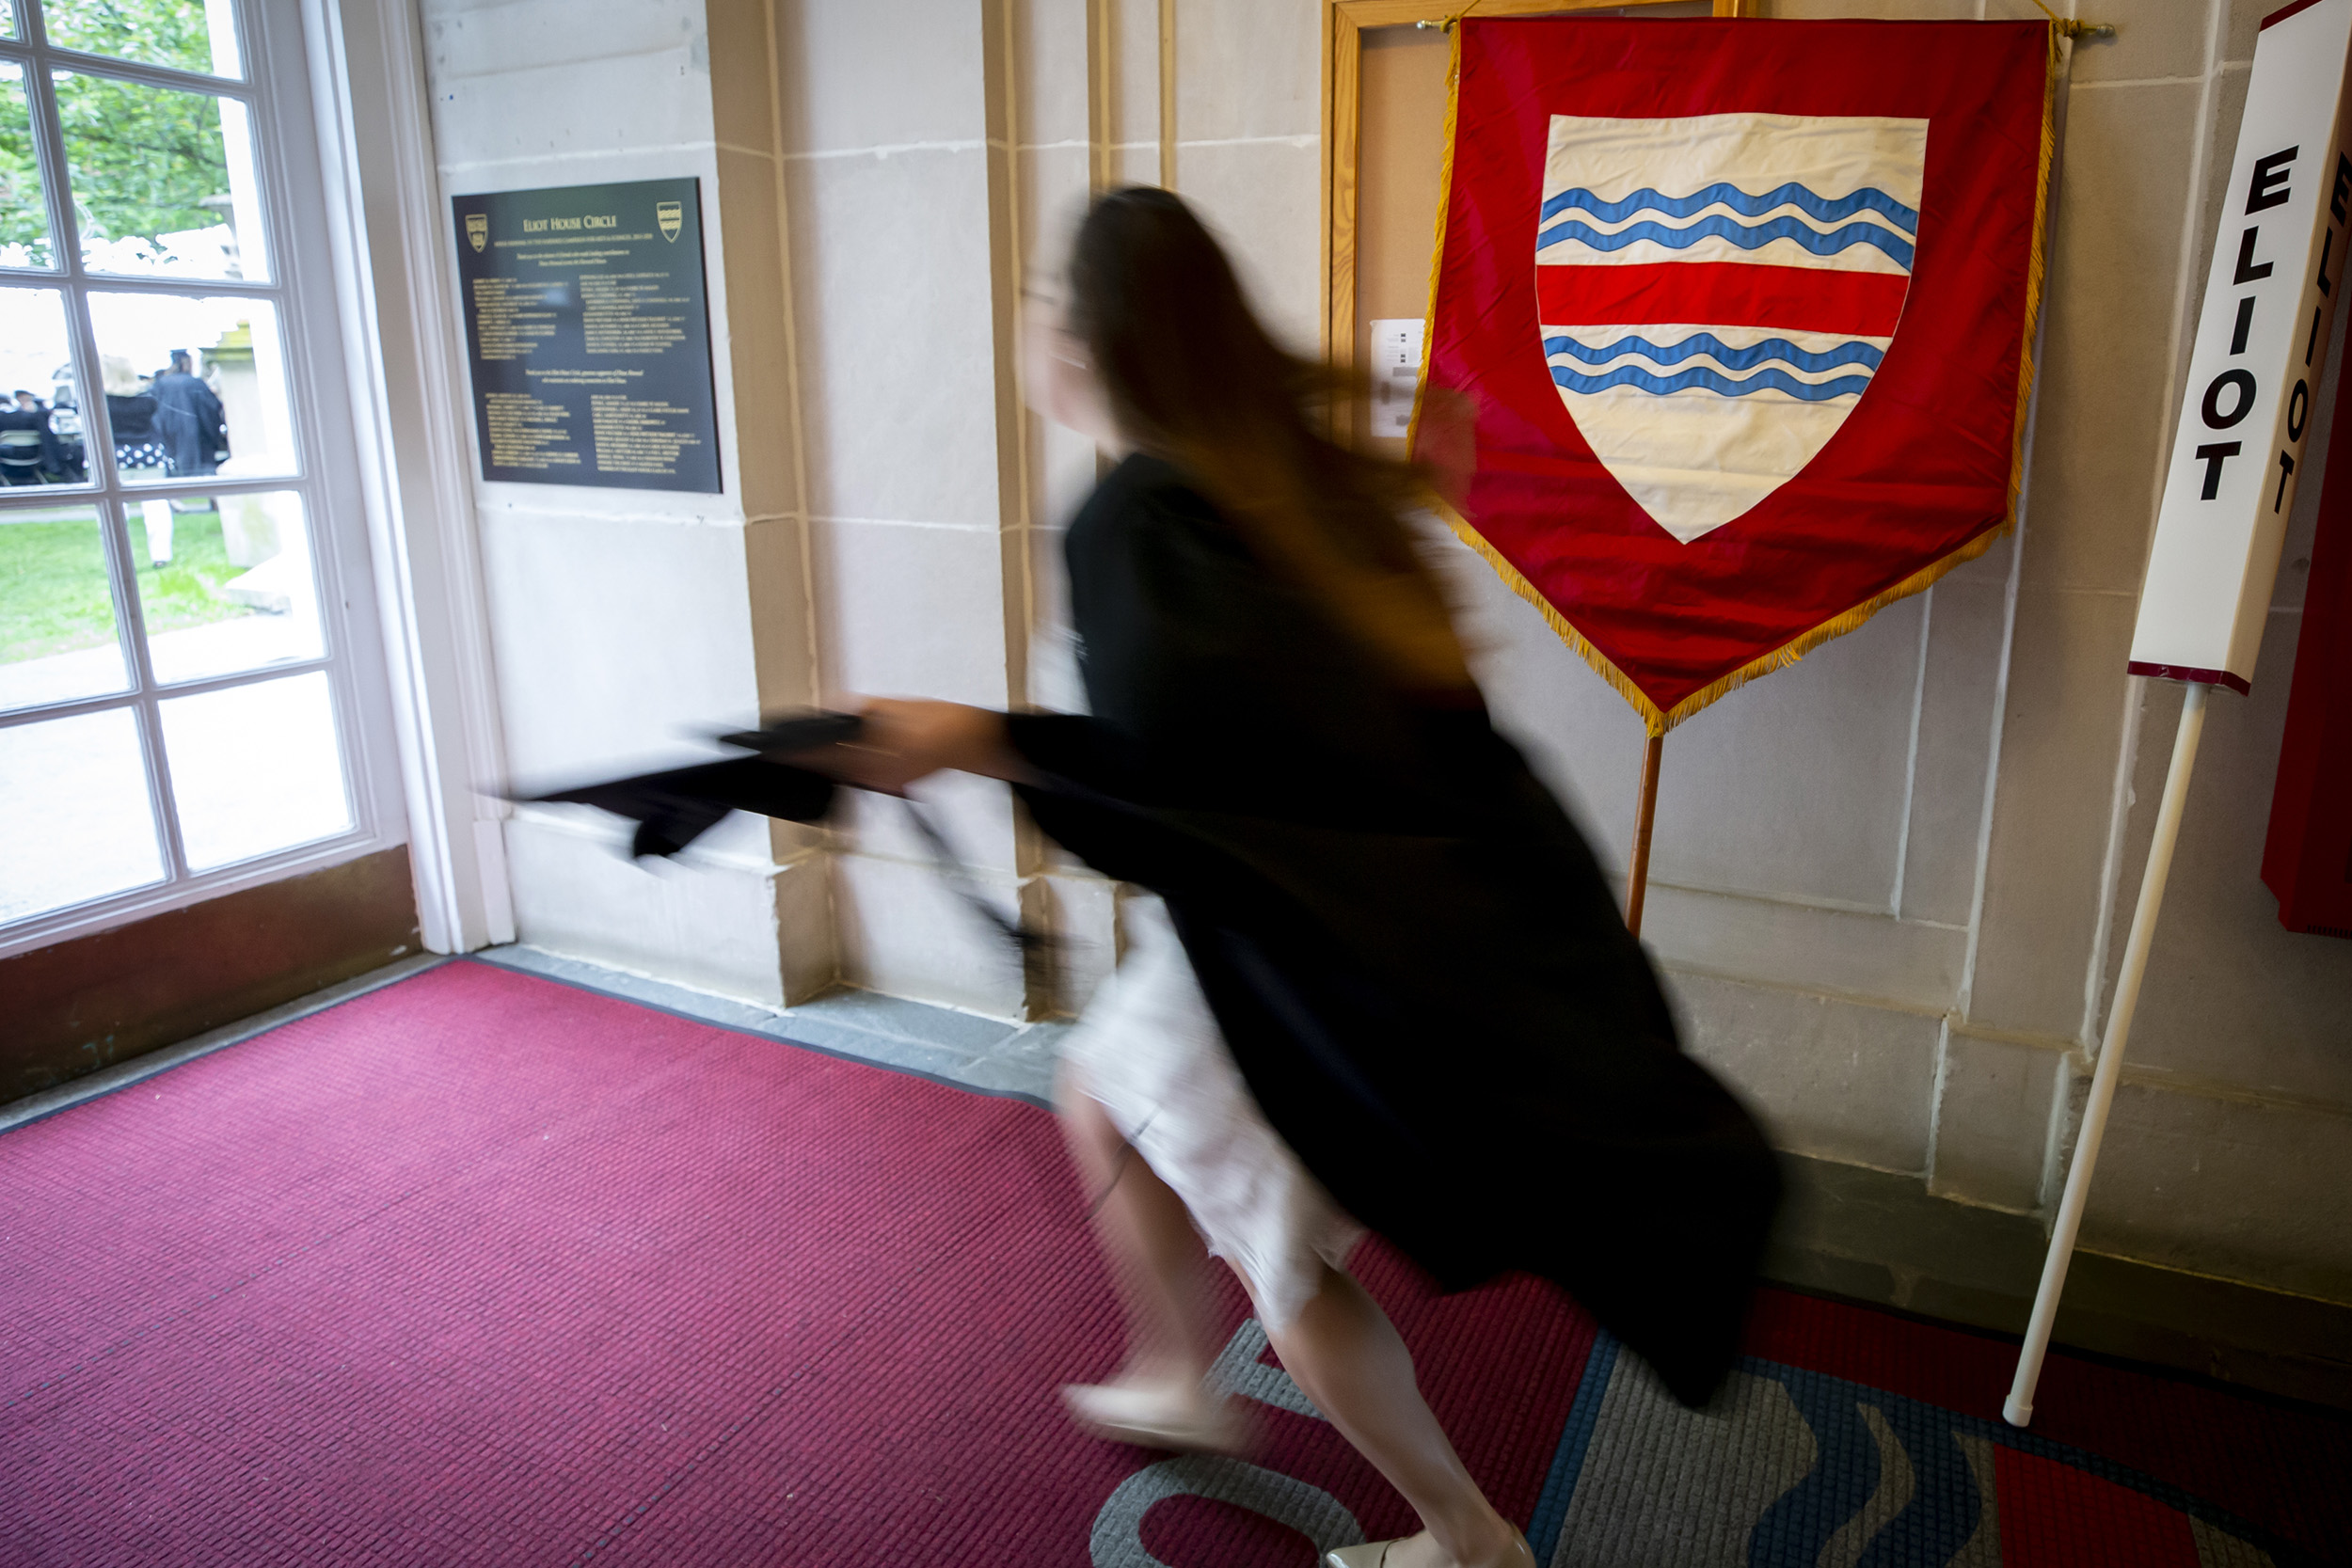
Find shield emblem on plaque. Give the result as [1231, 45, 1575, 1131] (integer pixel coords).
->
[465, 212, 487, 253]
[1535, 112, 1926, 544]
[658, 200, 683, 242]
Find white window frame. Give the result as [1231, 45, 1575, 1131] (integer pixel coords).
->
[0, 0, 409, 959]
[302, 0, 514, 957]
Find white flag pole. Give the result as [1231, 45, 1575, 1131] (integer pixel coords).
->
[2004, 679, 2206, 1428]
[2006, 0, 2352, 1427]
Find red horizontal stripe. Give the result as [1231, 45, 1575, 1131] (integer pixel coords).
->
[2261, 0, 2328, 31]
[1537, 262, 1909, 337]
[2124, 660, 2252, 694]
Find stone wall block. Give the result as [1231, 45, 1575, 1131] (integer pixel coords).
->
[707, 0, 780, 154]
[2064, 0, 2216, 86]
[832, 848, 1030, 1015]
[772, 851, 838, 1002]
[743, 514, 818, 713]
[1964, 586, 2137, 1038]
[2225, 0, 2267, 64]
[1666, 970, 1942, 1173]
[812, 517, 1011, 707]
[421, 0, 704, 84]
[715, 147, 800, 521]
[1020, 141, 1094, 291]
[1175, 140, 1324, 354]
[1645, 889, 1967, 1017]
[1440, 534, 1641, 863]
[772, 0, 989, 152]
[1016, 0, 1091, 150]
[477, 510, 761, 782]
[1641, 595, 1922, 913]
[2083, 1082, 2352, 1302]
[503, 815, 793, 1006]
[1110, 0, 1164, 152]
[1899, 566, 2010, 927]
[786, 150, 1004, 529]
[741, 515, 822, 875]
[2095, 627, 2352, 1105]
[427, 43, 713, 169]
[2020, 81, 2200, 595]
[1174, 0, 1319, 143]
[1930, 1029, 2065, 1212]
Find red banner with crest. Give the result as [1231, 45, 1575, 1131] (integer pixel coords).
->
[1419, 17, 2055, 733]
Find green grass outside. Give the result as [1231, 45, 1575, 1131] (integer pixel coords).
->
[0, 508, 255, 664]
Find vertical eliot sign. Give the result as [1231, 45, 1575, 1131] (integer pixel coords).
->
[2132, 0, 2352, 688]
[2007, 0, 2352, 1430]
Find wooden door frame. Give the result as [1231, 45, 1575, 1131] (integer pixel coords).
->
[1321, 0, 1755, 372]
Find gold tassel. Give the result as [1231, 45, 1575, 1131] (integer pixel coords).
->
[1435, 500, 1669, 735]
[1650, 525, 2012, 729]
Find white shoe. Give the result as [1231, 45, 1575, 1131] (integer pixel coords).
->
[1059, 1380, 1246, 1452]
[1326, 1529, 1535, 1568]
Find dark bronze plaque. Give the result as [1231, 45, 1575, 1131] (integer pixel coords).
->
[452, 178, 721, 494]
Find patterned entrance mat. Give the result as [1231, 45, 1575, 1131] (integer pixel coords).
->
[1534, 1291, 2349, 1566]
[1, 959, 2344, 1565]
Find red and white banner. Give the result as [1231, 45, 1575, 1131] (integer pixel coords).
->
[1421, 18, 2054, 733]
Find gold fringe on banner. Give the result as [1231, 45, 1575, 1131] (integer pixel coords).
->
[1406, 19, 2062, 738]
[1434, 499, 1667, 724]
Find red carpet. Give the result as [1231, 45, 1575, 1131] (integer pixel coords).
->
[1, 959, 2344, 1566]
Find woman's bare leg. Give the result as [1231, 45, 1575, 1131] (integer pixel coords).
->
[1055, 1061, 1217, 1389]
[1257, 1263, 1532, 1568]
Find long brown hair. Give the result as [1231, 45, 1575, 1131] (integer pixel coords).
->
[1066, 186, 1470, 692]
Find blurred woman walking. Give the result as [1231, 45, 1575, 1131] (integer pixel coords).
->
[827, 187, 1779, 1568]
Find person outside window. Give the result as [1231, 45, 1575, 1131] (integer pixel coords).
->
[0, 388, 67, 482]
[150, 350, 228, 482]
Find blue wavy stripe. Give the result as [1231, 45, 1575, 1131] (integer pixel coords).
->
[1540, 181, 1918, 233]
[1542, 333, 1883, 372]
[1536, 214, 1914, 269]
[1526, 1333, 1620, 1566]
[1746, 1369, 1884, 1568]
[1549, 362, 1871, 400]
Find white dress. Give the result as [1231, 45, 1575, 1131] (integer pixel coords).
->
[1060, 895, 1363, 1330]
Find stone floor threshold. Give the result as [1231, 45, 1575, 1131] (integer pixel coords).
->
[471, 942, 1069, 1105]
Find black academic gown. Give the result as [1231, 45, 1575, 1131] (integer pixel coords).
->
[150, 372, 225, 478]
[541, 454, 1781, 1404]
[1002, 453, 1780, 1406]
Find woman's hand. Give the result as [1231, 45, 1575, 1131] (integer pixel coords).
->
[818, 699, 1028, 794]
